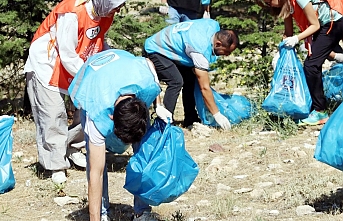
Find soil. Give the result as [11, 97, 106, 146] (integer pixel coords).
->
[2, 93, 343, 221]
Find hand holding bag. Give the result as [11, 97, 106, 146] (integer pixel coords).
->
[262, 42, 312, 119]
[194, 81, 254, 126]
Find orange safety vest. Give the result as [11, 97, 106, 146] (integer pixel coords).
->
[327, 0, 343, 16]
[290, 0, 343, 55]
[31, 0, 113, 91]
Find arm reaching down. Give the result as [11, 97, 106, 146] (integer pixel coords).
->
[194, 68, 231, 130]
[88, 141, 106, 221]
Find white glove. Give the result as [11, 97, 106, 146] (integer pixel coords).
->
[334, 53, 343, 63]
[203, 11, 210, 19]
[283, 36, 299, 48]
[159, 3, 169, 15]
[156, 104, 173, 123]
[213, 112, 231, 130]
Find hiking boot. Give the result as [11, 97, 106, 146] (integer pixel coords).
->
[183, 117, 201, 128]
[52, 170, 67, 184]
[301, 110, 329, 125]
[67, 148, 87, 168]
[133, 211, 159, 221]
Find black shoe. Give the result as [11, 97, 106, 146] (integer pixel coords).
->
[183, 117, 201, 128]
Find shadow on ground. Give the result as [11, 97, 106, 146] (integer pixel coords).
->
[308, 188, 343, 215]
[67, 203, 134, 221]
[24, 153, 131, 180]
[106, 153, 131, 173]
[24, 161, 86, 180]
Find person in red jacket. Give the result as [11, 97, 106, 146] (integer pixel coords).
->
[257, 0, 343, 125]
[23, 0, 126, 186]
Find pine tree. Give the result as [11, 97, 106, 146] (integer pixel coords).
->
[0, 0, 56, 115]
[211, 0, 285, 91]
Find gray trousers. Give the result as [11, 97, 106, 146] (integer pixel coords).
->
[68, 109, 84, 147]
[26, 72, 70, 170]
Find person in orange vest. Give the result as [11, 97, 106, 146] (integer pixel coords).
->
[256, 0, 343, 125]
[23, 0, 126, 186]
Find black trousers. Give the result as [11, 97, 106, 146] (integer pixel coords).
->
[304, 18, 343, 111]
[144, 52, 199, 124]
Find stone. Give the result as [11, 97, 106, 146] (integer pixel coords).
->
[54, 196, 79, 207]
[296, 205, 316, 216]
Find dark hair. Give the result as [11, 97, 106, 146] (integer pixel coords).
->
[215, 30, 240, 48]
[112, 97, 149, 144]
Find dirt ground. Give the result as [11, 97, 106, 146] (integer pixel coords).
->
[2, 90, 343, 221]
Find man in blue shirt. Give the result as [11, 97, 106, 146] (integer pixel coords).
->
[144, 18, 239, 129]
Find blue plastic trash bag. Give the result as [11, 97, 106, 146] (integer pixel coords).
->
[194, 81, 254, 126]
[314, 103, 343, 171]
[322, 63, 343, 103]
[124, 118, 199, 206]
[0, 115, 15, 193]
[262, 42, 312, 119]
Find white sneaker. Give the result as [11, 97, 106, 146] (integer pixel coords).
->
[70, 141, 86, 149]
[51, 170, 67, 184]
[101, 214, 111, 221]
[67, 148, 87, 168]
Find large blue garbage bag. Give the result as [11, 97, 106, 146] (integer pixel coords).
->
[0, 115, 15, 193]
[194, 81, 254, 126]
[314, 103, 343, 171]
[262, 42, 312, 119]
[124, 118, 199, 206]
[322, 63, 343, 103]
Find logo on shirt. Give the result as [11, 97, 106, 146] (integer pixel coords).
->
[172, 22, 193, 33]
[89, 52, 120, 71]
[86, 26, 101, 40]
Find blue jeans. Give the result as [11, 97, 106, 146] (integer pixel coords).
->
[80, 110, 151, 216]
[166, 6, 198, 24]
